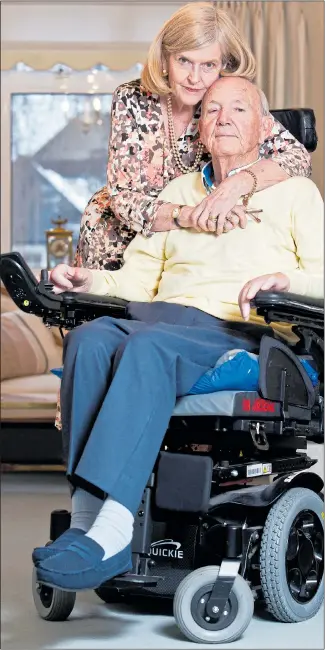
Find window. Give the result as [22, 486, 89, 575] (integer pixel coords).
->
[1, 64, 143, 268]
[11, 92, 113, 268]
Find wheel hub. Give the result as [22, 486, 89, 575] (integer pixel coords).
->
[37, 583, 54, 609]
[286, 509, 324, 603]
[190, 584, 238, 631]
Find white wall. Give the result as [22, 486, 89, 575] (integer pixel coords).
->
[2, 2, 181, 46]
[1, 2, 183, 70]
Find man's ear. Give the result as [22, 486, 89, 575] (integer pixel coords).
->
[259, 114, 274, 144]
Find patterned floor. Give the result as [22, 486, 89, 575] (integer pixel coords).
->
[1, 443, 324, 650]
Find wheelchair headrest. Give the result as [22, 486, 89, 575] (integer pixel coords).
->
[270, 109, 317, 152]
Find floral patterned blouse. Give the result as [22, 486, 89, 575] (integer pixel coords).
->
[74, 79, 311, 272]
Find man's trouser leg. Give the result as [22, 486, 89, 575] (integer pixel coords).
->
[61, 316, 148, 474]
[71, 314, 262, 515]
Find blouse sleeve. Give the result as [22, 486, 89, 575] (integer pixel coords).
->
[259, 115, 311, 178]
[107, 86, 167, 237]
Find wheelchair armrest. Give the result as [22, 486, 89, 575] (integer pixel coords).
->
[60, 291, 127, 310]
[253, 291, 324, 328]
[0, 251, 128, 328]
[59, 291, 128, 319]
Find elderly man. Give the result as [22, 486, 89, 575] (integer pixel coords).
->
[35, 77, 323, 590]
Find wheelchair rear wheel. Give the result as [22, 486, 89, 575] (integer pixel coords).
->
[260, 487, 324, 623]
[173, 566, 254, 644]
[32, 568, 76, 621]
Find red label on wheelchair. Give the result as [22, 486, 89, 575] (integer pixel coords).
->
[242, 398, 276, 413]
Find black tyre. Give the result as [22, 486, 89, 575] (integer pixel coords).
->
[173, 566, 254, 644]
[260, 487, 324, 622]
[32, 567, 76, 621]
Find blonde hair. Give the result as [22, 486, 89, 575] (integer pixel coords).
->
[141, 2, 256, 96]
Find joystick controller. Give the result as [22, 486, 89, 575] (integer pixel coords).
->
[38, 268, 54, 294]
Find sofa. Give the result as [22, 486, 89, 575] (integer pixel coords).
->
[1, 287, 64, 465]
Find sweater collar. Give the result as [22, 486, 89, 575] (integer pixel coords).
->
[202, 158, 261, 193]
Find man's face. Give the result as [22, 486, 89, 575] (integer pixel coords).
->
[199, 78, 271, 158]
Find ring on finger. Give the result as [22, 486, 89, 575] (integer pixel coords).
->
[209, 215, 219, 223]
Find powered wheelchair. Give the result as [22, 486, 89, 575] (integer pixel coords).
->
[1, 247, 323, 644]
[0, 107, 323, 646]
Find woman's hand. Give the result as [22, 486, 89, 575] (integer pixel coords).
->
[50, 264, 93, 294]
[238, 272, 290, 321]
[185, 174, 249, 235]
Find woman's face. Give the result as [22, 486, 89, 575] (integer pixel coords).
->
[167, 42, 223, 107]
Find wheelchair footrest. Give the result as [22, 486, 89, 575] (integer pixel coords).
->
[110, 573, 163, 588]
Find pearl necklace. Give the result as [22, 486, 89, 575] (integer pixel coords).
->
[166, 94, 204, 174]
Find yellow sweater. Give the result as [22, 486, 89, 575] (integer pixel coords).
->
[90, 175, 324, 328]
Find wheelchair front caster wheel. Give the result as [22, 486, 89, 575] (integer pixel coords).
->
[173, 566, 254, 644]
[32, 568, 76, 621]
[260, 487, 324, 623]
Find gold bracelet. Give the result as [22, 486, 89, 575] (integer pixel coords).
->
[241, 169, 258, 208]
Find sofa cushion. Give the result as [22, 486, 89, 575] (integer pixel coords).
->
[1, 310, 62, 381]
[2, 373, 60, 396]
[1, 285, 63, 344]
[1, 290, 18, 313]
[1, 374, 60, 421]
[51, 327, 64, 347]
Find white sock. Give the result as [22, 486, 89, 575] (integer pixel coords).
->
[70, 487, 102, 532]
[85, 497, 134, 560]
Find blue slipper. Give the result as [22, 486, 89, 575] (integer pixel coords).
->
[36, 537, 132, 591]
[32, 528, 85, 566]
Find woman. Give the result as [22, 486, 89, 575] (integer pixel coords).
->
[74, 1, 310, 273]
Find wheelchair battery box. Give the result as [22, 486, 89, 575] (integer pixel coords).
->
[155, 451, 213, 514]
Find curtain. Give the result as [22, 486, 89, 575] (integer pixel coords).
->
[266, 1, 286, 109]
[251, 2, 264, 90]
[297, 9, 307, 107]
[215, 1, 307, 109]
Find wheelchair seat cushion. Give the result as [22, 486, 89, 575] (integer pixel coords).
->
[174, 390, 238, 417]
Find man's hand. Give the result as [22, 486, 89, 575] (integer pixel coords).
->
[181, 175, 249, 235]
[178, 204, 246, 233]
[50, 264, 93, 294]
[238, 273, 290, 321]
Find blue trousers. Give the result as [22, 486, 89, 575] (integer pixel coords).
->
[61, 302, 269, 514]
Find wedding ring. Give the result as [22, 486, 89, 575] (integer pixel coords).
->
[209, 215, 218, 222]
